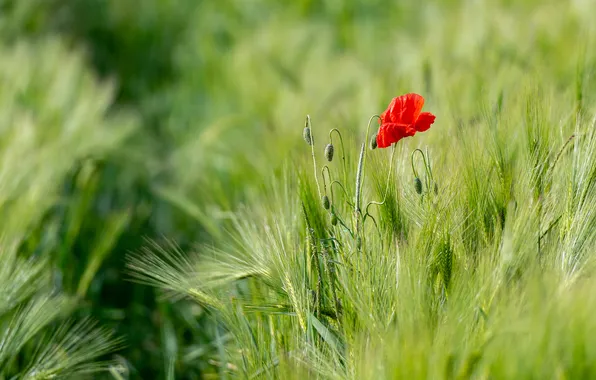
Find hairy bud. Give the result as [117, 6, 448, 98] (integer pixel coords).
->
[324, 144, 334, 161]
[330, 213, 338, 226]
[303, 127, 312, 145]
[322, 195, 330, 210]
[414, 177, 423, 195]
[370, 133, 378, 150]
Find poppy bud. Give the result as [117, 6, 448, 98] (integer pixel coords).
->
[330, 213, 338, 226]
[322, 195, 330, 210]
[370, 133, 378, 150]
[434, 182, 439, 195]
[324, 144, 334, 161]
[303, 127, 313, 145]
[356, 237, 362, 249]
[414, 177, 423, 194]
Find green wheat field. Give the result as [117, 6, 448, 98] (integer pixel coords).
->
[1, 0, 596, 379]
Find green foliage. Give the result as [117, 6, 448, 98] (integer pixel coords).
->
[0, 39, 133, 378]
[129, 0, 596, 378]
[3, 0, 596, 378]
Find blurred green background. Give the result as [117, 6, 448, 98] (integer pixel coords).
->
[0, 0, 594, 378]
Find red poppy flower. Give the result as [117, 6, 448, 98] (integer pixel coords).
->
[376, 93, 436, 148]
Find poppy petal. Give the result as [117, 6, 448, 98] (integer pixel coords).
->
[391, 93, 425, 125]
[376, 126, 394, 148]
[377, 123, 414, 148]
[414, 112, 436, 132]
[380, 97, 398, 124]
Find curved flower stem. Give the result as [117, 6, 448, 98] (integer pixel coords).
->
[321, 165, 331, 196]
[359, 115, 381, 202]
[425, 146, 434, 191]
[329, 128, 348, 189]
[353, 115, 380, 257]
[366, 213, 383, 243]
[333, 209, 354, 238]
[307, 115, 323, 198]
[354, 142, 366, 263]
[355, 115, 380, 217]
[330, 181, 354, 208]
[411, 148, 433, 193]
[411, 149, 422, 178]
[363, 144, 397, 221]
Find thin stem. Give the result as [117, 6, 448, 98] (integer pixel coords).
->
[335, 213, 354, 238]
[411, 149, 422, 178]
[425, 146, 433, 190]
[366, 214, 383, 243]
[322, 166, 332, 196]
[359, 115, 381, 203]
[312, 238, 324, 317]
[411, 148, 433, 193]
[363, 144, 397, 220]
[330, 128, 348, 190]
[355, 143, 366, 215]
[330, 180, 354, 208]
[307, 115, 323, 198]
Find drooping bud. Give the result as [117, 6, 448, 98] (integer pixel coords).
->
[322, 195, 330, 210]
[303, 116, 313, 145]
[303, 126, 312, 145]
[324, 144, 334, 161]
[356, 237, 362, 250]
[414, 177, 423, 194]
[434, 182, 439, 195]
[370, 133, 378, 150]
[330, 213, 338, 226]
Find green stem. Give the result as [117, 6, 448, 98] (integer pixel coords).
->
[363, 144, 397, 219]
[330, 180, 354, 208]
[307, 115, 323, 198]
[359, 115, 380, 204]
[322, 166, 332, 196]
[355, 142, 365, 216]
[330, 128, 348, 191]
[412, 148, 433, 193]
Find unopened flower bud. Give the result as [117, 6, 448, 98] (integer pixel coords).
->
[330, 213, 338, 226]
[356, 237, 362, 249]
[414, 177, 423, 194]
[370, 133, 378, 150]
[303, 127, 312, 145]
[434, 182, 439, 195]
[324, 144, 334, 161]
[322, 195, 330, 210]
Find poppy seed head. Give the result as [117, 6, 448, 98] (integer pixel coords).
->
[324, 144, 334, 161]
